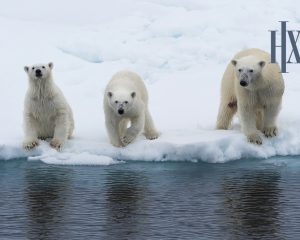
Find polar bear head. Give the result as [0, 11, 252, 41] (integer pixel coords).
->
[24, 62, 53, 80]
[231, 56, 265, 88]
[107, 90, 136, 115]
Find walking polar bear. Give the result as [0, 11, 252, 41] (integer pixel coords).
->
[103, 70, 159, 147]
[23, 62, 74, 150]
[216, 48, 285, 145]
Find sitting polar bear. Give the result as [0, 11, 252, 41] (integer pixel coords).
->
[23, 62, 74, 150]
[216, 48, 285, 145]
[103, 70, 159, 147]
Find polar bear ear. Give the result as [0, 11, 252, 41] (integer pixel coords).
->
[24, 66, 29, 73]
[108, 92, 113, 98]
[231, 60, 238, 66]
[48, 62, 54, 69]
[131, 92, 136, 98]
[258, 61, 266, 68]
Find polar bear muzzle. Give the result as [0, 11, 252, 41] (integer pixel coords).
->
[35, 69, 43, 78]
[239, 73, 249, 87]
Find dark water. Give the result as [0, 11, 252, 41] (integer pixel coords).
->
[1, 158, 300, 240]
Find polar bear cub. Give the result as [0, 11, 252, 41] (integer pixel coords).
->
[23, 62, 74, 150]
[104, 70, 159, 147]
[216, 48, 285, 145]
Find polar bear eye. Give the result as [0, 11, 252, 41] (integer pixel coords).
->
[115, 101, 118, 104]
[32, 67, 35, 70]
[42, 66, 45, 69]
[124, 101, 128, 104]
[238, 69, 242, 72]
[249, 69, 254, 73]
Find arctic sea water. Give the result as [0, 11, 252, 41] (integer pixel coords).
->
[1, 157, 300, 240]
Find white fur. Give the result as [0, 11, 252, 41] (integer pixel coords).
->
[216, 48, 285, 145]
[103, 70, 159, 147]
[23, 62, 74, 150]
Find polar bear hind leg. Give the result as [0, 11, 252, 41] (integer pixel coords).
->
[216, 97, 237, 130]
[50, 112, 70, 150]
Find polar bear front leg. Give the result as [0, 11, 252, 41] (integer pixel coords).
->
[23, 113, 39, 150]
[239, 104, 263, 145]
[51, 111, 69, 150]
[256, 110, 264, 131]
[105, 116, 123, 147]
[121, 114, 145, 146]
[144, 108, 159, 140]
[263, 101, 281, 138]
[119, 119, 129, 138]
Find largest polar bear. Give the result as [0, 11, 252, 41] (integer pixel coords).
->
[103, 70, 159, 147]
[216, 48, 285, 145]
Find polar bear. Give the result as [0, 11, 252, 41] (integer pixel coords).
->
[23, 62, 74, 150]
[216, 48, 285, 145]
[103, 70, 159, 147]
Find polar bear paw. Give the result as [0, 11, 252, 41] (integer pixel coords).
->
[110, 141, 123, 148]
[145, 131, 159, 140]
[23, 139, 39, 150]
[263, 126, 278, 138]
[247, 133, 263, 145]
[50, 139, 63, 151]
[121, 134, 135, 146]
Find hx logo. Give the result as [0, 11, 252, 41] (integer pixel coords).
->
[270, 21, 300, 73]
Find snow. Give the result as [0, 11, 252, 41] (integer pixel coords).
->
[0, 0, 300, 165]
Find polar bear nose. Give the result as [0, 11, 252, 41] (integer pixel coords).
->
[240, 80, 248, 87]
[35, 69, 42, 77]
[118, 109, 124, 115]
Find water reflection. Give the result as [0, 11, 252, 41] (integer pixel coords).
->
[24, 165, 71, 239]
[104, 170, 148, 239]
[2, 159, 300, 239]
[222, 170, 281, 239]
